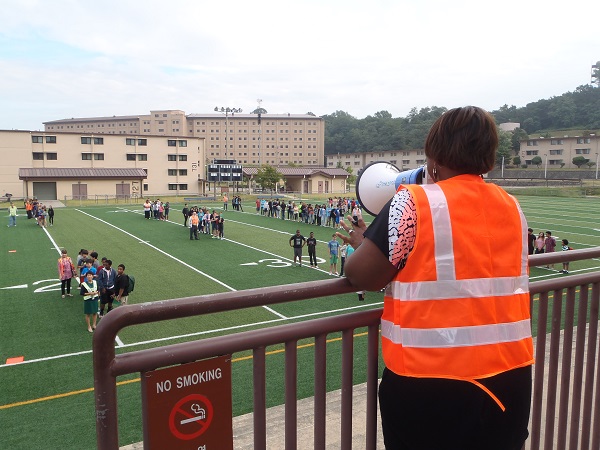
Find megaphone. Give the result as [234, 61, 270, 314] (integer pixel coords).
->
[356, 161, 427, 216]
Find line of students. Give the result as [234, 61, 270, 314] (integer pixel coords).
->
[73, 249, 131, 332]
[185, 206, 225, 240]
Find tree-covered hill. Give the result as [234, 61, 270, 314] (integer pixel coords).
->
[323, 81, 600, 155]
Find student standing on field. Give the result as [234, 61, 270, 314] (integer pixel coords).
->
[114, 264, 130, 305]
[182, 203, 190, 226]
[97, 259, 117, 317]
[7, 202, 17, 227]
[289, 229, 306, 266]
[307, 232, 318, 268]
[561, 239, 572, 274]
[545, 231, 556, 269]
[80, 271, 99, 332]
[58, 249, 76, 298]
[328, 234, 340, 275]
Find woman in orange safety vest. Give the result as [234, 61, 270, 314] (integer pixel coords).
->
[342, 106, 533, 450]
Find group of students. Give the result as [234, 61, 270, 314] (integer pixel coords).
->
[57, 248, 132, 333]
[183, 205, 225, 240]
[222, 194, 243, 211]
[528, 228, 573, 273]
[257, 197, 362, 230]
[143, 199, 170, 220]
[288, 230, 365, 301]
[22, 198, 54, 227]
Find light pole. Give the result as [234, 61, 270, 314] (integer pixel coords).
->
[544, 154, 548, 179]
[214, 106, 242, 160]
[595, 152, 598, 180]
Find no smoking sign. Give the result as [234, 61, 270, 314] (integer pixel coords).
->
[142, 355, 233, 449]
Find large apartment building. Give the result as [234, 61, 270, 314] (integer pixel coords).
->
[520, 134, 600, 169]
[44, 110, 325, 167]
[326, 149, 427, 173]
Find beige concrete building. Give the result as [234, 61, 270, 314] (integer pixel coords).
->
[520, 134, 600, 169]
[44, 110, 325, 167]
[0, 130, 205, 200]
[326, 149, 427, 174]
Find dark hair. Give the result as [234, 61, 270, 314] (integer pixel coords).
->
[105, 259, 112, 266]
[118, 264, 125, 270]
[425, 106, 498, 175]
[562, 239, 569, 245]
[90, 251, 98, 259]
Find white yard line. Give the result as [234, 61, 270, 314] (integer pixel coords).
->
[76, 209, 287, 320]
[0, 302, 382, 368]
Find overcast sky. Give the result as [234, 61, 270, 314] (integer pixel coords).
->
[1, 0, 598, 131]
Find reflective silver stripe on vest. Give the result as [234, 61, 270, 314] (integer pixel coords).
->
[509, 193, 530, 275]
[389, 274, 529, 301]
[423, 185, 455, 280]
[381, 318, 532, 348]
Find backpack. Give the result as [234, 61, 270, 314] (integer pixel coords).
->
[127, 274, 135, 293]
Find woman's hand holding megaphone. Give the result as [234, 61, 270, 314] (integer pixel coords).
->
[336, 215, 367, 249]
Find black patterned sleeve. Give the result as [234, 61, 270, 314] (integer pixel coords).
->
[363, 188, 417, 269]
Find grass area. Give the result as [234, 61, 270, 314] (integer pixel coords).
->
[1, 194, 599, 449]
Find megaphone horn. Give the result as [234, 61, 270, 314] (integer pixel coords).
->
[356, 162, 427, 216]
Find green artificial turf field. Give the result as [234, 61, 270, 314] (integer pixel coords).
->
[1, 194, 599, 449]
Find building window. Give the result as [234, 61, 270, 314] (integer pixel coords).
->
[138, 154, 148, 161]
[550, 139, 564, 145]
[168, 154, 177, 161]
[93, 153, 104, 160]
[526, 150, 538, 156]
[577, 138, 591, 144]
[527, 140, 538, 146]
[168, 184, 178, 190]
[178, 140, 187, 147]
[46, 153, 57, 160]
[138, 139, 147, 146]
[144, 184, 149, 191]
[33, 152, 44, 160]
[46, 136, 57, 144]
[126, 154, 136, 161]
[168, 169, 177, 176]
[575, 148, 591, 154]
[179, 169, 187, 176]
[168, 140, 177, 147]
[81, 137, 92, 144]
[549, 149, 563, 155]
[94, 137, 104, 145]
[126, 138, 136, 145]
[178, 155, 187, 161]
[32, 136, 43, 143]
[82, 153, 92, 160]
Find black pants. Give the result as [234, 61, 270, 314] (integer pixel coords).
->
[190, 225, 198, 240]
[100, 288, 115, 314]
[60, 278, 72, 295]
[308, 248, 317, 266]
[378, 366, 532, 450]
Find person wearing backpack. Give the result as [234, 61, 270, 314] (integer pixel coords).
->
[114, 264, 132, 306]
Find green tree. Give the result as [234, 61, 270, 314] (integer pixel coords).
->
[572, 156, 589, 168]
[510, 128, 528, 152]
[345, 166, 356, 184]
[513, 156, 521, 166]
[496, 130, 513, 167]
[255, 165, 282, 191]
[592, 61, 600, 88]
[531, 156, 543, 168]
[587, 161, 596, 169]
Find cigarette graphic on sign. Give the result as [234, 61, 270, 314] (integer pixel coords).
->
[180, 404, 206, 424]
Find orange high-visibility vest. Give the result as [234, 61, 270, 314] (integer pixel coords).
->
[190, 215, 199, 226]
[381, 175, 533, 383]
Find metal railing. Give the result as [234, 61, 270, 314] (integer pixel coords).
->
[93, 248, 600, 449]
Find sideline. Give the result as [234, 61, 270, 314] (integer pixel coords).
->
[0, 301, 382, 370]
[75, 209, 287, 321]
[0, 329, 371, 411]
